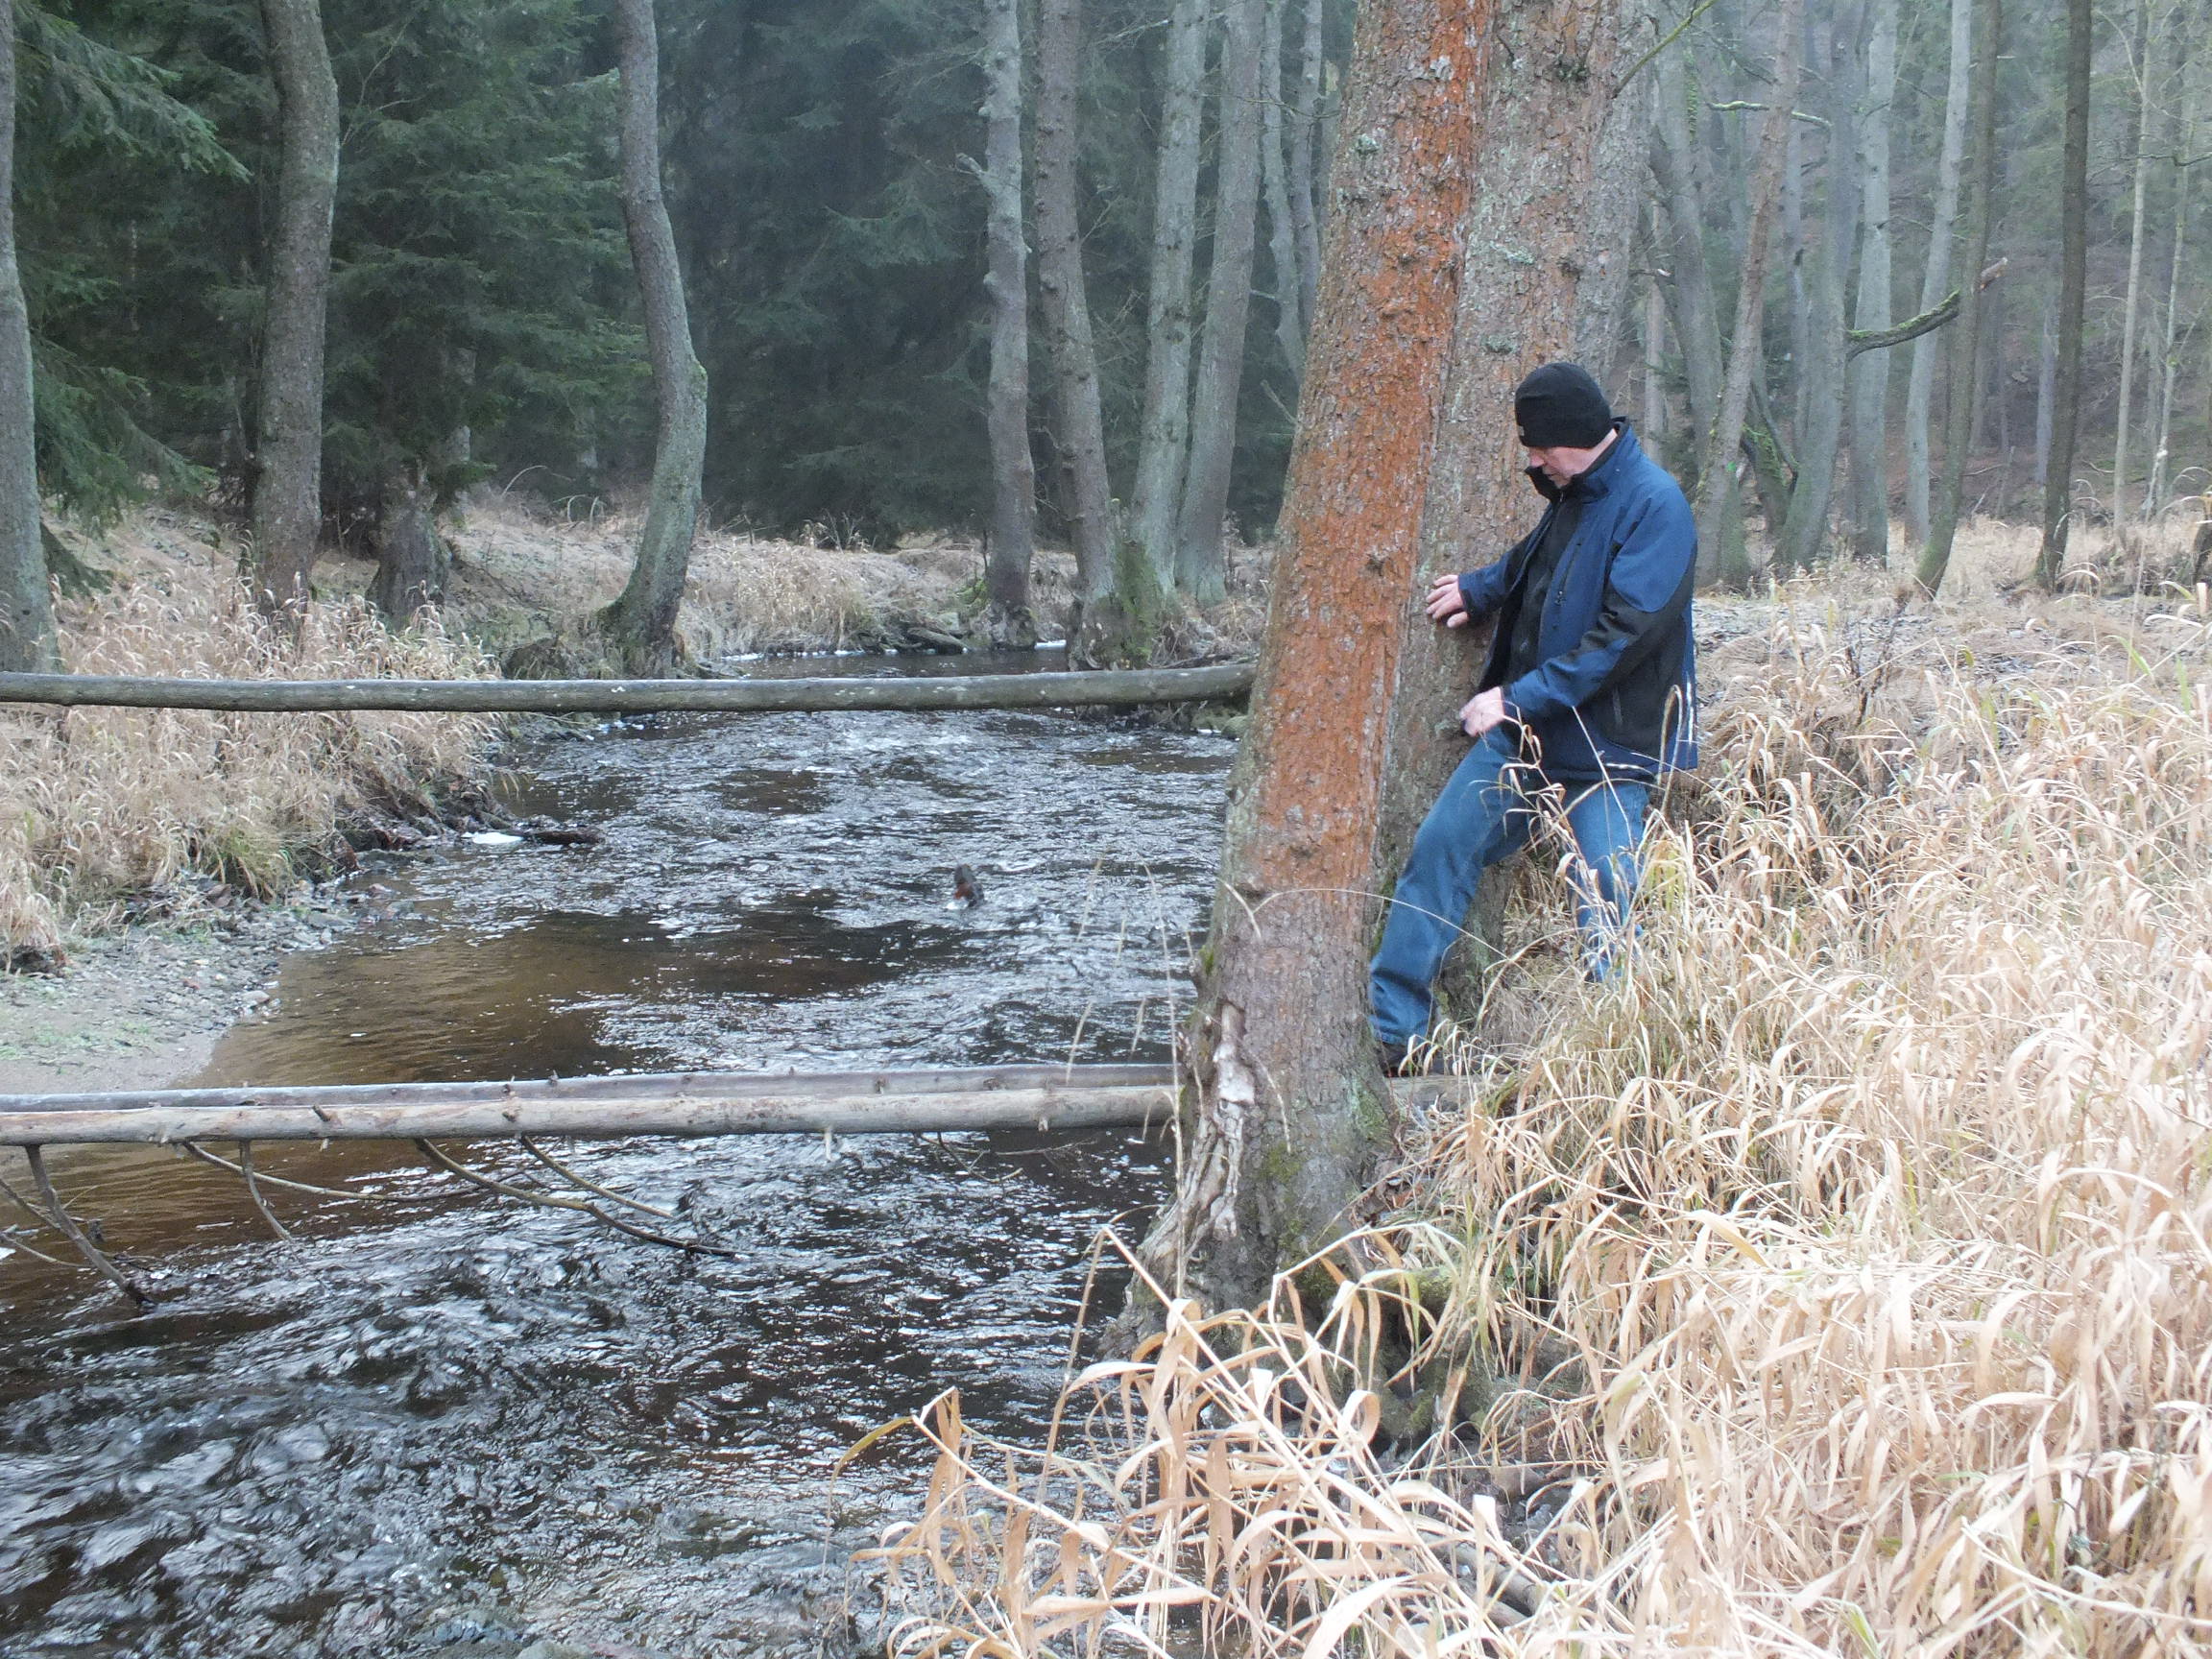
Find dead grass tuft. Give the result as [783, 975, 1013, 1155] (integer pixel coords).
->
[0, 517, 492, 951]
[875, 578, 2212, 1657]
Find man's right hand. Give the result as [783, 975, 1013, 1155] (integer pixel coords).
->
[1426, 573, 1471, 628]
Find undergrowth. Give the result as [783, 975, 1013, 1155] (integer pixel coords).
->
[871, 562, 2212, 1656]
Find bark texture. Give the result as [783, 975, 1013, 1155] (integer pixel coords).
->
[598, 0, 709, 674]
[1287, 0, 1325, 333]
[0, 9, 48, 674]
[2036, 0, 2091, 587]
[1261, 0, 1307, 385]
[1175, 0, 1268, 606]
[2110, 0, 2160, 528]
[1129, 0, 1210, 587]
[1914, 0, 1999, 595]
[1904, 0, 1972, 541]
[977, 0, 1037, 643]
[1846, 0, 1897, 564]
[1034, 0, 1118, 639]
[1146, 0, 1642, 1310]
[368, 463, 450, 622]
[247, 0, 339, 618]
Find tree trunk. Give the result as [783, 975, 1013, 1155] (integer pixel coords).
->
[2111, 0, 2159, 531]
[1651, 56, 1723, 497]
[597, 0, 708, 674]
[1914, 0, 2000, 595]
[1905, 0, 1973, 543]
[1846, 0, 1897, 564]
[1260, 0, 1306, 385]
[1035, 0, 1119, 660]
[1144, 0, 1643, 1310]
[247, 0, 339, 620]
[2036, 0, 2091, 587]
[1129, 0, 1210, 588]
[1175, 0, 1268, 606]
[1642, 225, 1668, 448]
[0, 9, 48, 675]
[2147, 50, 2196, 517]
[1776, 4, 1865, 574]
[1696, 0, 1806, 587]
[2032, 295, 2056, 490]
[1782, 112, 1809, 449]
[368, 462, 449, 622]
[1286, 0, 1324, 334]
[977, 0, 1037, 643]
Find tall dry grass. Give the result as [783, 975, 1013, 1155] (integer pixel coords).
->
[0, 521, 491, 959]
[873, 581, 2212, 1657]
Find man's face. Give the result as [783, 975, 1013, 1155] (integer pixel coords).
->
[1525, 438, 1610, 486]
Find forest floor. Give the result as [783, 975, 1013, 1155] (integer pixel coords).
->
[875, 513, 2212, 1659]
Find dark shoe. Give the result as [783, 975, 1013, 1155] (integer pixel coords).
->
[1375, 1038, 1418, 1077]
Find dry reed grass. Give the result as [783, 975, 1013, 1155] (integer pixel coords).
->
[0, 517, 491, 957]
[872, 577, 2212, 1657]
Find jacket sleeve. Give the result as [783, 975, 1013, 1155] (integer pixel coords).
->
[1455, 526, 1538, 617]
[1502, 489, 1695, 722]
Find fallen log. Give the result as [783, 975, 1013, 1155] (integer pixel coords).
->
[0, 663, 1255, 715]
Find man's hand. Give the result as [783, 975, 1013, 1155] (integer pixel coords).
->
[1426, 573, 1471, 627]
[1458, 686, 1508, 738]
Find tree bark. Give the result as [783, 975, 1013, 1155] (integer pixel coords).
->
[596, 0, 709, 674]
[1914, 0, 2000, 595]
[1846, 0, 1897, 564]
[1695, 0, 1805, 587]
[1287, 0, 1325, 333]
[1904, 0, 1973, 542]
[1261, 0, 1307, 385]
[2147, 40, 2196, 517]
[1034, 0, 1118, 656]
[1129, 0, 1210, 588]
[2036, 0, 2091, 587]
[0, 8, 49, 674]
[977, 0, 1037, 643]
[368, 462, 450, 622]
[247, 0, 339, 620]
[1776, 3, 1864, 573]
[1651, 54, 1723, 497]
[1145, 0, 1644, 1310]
[1175, 0, 1268, 606]
[2111, 0, 2160, 530]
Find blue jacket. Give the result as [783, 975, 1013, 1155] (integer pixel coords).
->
[1456, 421, 1698, 780]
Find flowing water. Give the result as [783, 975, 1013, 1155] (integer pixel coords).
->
[0, 655, 1234, 1659]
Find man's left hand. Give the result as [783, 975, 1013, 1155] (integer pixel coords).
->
[1458, 686, 1508, 738]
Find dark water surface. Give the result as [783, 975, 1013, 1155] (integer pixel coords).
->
[0, 660, 1232, 1658]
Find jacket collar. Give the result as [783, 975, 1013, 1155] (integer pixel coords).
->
[1526, 418, 1639, 503]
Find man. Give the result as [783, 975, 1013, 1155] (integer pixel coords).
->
[1369, 362, 1697, 1064]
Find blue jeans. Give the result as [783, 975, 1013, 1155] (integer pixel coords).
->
[1369, 728, 1648, 1049]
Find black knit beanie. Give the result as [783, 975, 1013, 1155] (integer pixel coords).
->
[1514, 362, 1613, 448]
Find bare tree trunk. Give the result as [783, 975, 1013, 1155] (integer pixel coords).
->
[976, 0, 1037, 643]
[1777, 3, 1865, 573]
[1175, 0, 1267, 607]
[1129, 0, 1209, 588]
[2037, 0, 2092, 585]
[596, 0, 708, 674]
[1287, 0, 1324, 333]
[1260, 0, 1306, 385]
[1847, 0, 1897, 564]
[1915, 0, 2000, 595]
[1642, 222, 1668, 447]
[1035, 0, 1119, 660]
[2148, 52, 2197, 515]
[2111, 0, 2160, 530]
[2033, 295, 2056, 490]
[0, 7, 47, 674]
[1905, 0, 1973, 542]
[1696, 0, 1806, 587]
[1145, 0, 1642, 1309]
[1782, 113, 1809, 449]
[368, 462, 450, 622]
[1652, 52, 1724, 497]
[247, 0, 338, 620]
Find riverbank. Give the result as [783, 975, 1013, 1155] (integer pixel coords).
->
[874, 521, 2212, 1657]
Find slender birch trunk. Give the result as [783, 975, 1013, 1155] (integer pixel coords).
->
[1696, 0, 1806, 587]
[1642, 222, 1668, 448]
[0, 3, 49, 673]
[1034, 0, 1118, 647]
[976, 0, 1037, 643]
[1905, 0, 1973, 541]
[1847, 0, 1898, 564]
[2038, 0, 2093, 586]
[1129, 0, 1209, 589]
[2148, 51, 2197, 516]
[1260, 0, 1306, 385]
[1916, 0, 2001, 595]
[2033, 296, 2056, 490]
[1777, 4, 1864, 573]
[1175, 0, 1267, 606]
[597, 0, 709, 673]
[2112, 0, 2159, 530]
[1287, 0, 1324, 332]
[248, 0, 339, 620]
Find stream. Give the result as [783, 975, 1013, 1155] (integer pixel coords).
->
[0, 654, 1234, 1659]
